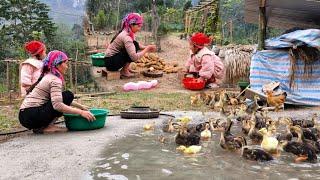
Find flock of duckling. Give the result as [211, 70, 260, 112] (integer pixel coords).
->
[143, 90, 320, 163]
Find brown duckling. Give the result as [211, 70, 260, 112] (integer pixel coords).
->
[279, 126, 318, 163]
[241, 146, 274, 162]
[241, 119, 251, 135]
[292, 126, 320, 154]
[220, 119, 247, 151]
[248, 118, 263, 143]
[162, 118, 176, 133]
[276, 117, 293, 141]
[158, 135, 167, 143]
[175, 124, 200, 146]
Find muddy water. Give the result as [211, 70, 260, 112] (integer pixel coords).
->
[86, 126, 320, 180]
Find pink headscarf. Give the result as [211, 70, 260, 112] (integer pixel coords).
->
[121, 13, 143, 40]
[43, 50, 69, 82]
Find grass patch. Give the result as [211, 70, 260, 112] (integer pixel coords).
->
[0, 104, 20, 132]
[80, 91, 210, 114]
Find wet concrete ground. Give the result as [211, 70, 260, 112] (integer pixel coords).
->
[0, 109, 318, 180]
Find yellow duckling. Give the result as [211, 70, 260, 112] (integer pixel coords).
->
[177, 116, 192, 124]
[176, 145, 202, 154]
[259, 128, 279, 154]
[143, 122, 155, 131]
[200, 123, 212, 140]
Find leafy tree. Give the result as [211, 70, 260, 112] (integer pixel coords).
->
[0, 0, 57, 59]
[94, 10, 107, 30]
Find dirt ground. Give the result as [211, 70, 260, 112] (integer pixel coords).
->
[86, 32, 193, 93]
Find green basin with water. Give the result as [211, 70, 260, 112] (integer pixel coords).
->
[91, 53, 105, 67]
[64, 108, 108, 131]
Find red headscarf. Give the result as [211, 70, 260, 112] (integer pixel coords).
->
[190, 33, 211, 48]
[24, 41, 45, 56]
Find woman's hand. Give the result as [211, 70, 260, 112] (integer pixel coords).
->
[147, 45, 157, 52]
[80, 110, 96, 121]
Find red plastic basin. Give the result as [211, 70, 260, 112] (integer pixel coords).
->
[182, 77, 206, 90]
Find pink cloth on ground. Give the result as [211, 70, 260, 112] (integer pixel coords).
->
[185, 47, 225, 84]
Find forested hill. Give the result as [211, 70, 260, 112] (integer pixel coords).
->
[39, 0, 86, 25]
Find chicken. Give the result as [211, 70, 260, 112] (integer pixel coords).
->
[266, 91, 287, 112]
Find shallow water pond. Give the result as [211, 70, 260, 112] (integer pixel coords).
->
[86, 126, 320, 180]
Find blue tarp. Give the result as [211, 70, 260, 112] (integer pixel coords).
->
[250, 29, 320, 106]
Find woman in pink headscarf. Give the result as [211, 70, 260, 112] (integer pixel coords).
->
[19, 50, 95, 133]
[105, 13, 156, 78]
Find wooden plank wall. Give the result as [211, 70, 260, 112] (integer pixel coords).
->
[245, 0, 320, 29]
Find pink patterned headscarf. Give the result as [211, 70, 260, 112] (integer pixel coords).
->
[121, 13, 143, 40]
[43, 50, 69, 82]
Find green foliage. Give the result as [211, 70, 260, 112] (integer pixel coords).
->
[0, 0, 57, 59]
[94, 10, 107, 30]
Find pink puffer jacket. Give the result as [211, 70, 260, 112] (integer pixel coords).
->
[185, 47, 225, 83]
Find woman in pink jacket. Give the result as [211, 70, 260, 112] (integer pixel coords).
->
[20, 41, 47, 97]
[185, 33, 225, 88]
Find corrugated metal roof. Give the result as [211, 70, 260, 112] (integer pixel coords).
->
[245, 0, 320, 29]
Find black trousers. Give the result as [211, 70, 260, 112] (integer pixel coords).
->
[19, 91, 74, 130]
[104, 41, 140, 71]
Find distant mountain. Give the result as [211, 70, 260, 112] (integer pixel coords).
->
[39, 0, 86, 26]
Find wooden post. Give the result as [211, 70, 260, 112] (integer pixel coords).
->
[230, 19, 233, 43]
[69, 61, 73, 90]
[115, 0, 121, 31]
[74, 48, 79, 94]
[6, 61, 9, 92]
[152, 0, 161, 51]
[185, 12, 189, 33]
[258, 0, 267, 50]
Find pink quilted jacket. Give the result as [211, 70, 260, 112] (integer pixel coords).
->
[185, 47, 225, 83]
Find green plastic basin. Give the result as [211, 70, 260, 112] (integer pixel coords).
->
[64, 108, 108, 131]
[91, 53, 105, 67]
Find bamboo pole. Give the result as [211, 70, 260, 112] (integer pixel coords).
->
[258, 0, 267, 50]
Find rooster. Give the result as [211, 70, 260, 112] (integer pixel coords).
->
[266, 91, 287, 112]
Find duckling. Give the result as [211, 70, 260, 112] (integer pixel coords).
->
[220, 120, 247, 151]
[200, 124, 212, 140]
[162, 118, 176, 133]
[248, 119, 263, 143]
[235, 104, 249, 121]
[214, 90, 227, 110]
[276, 117, 293, 141]
[158, 135, 167, 143]
[241, 119, 251, 135]
[278, 126, 318, 163]
[190, 94, 201, 105]
[220, 107, 236, 119]
[175, 125, 200, 146]
[176, 145, 202, 154]
[241, 146, 274, 162]
[143, 122, 155, 131]
[259, 128, 279, 154]
[291, 126, 320, 153]
[177, 116, 192, 125]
